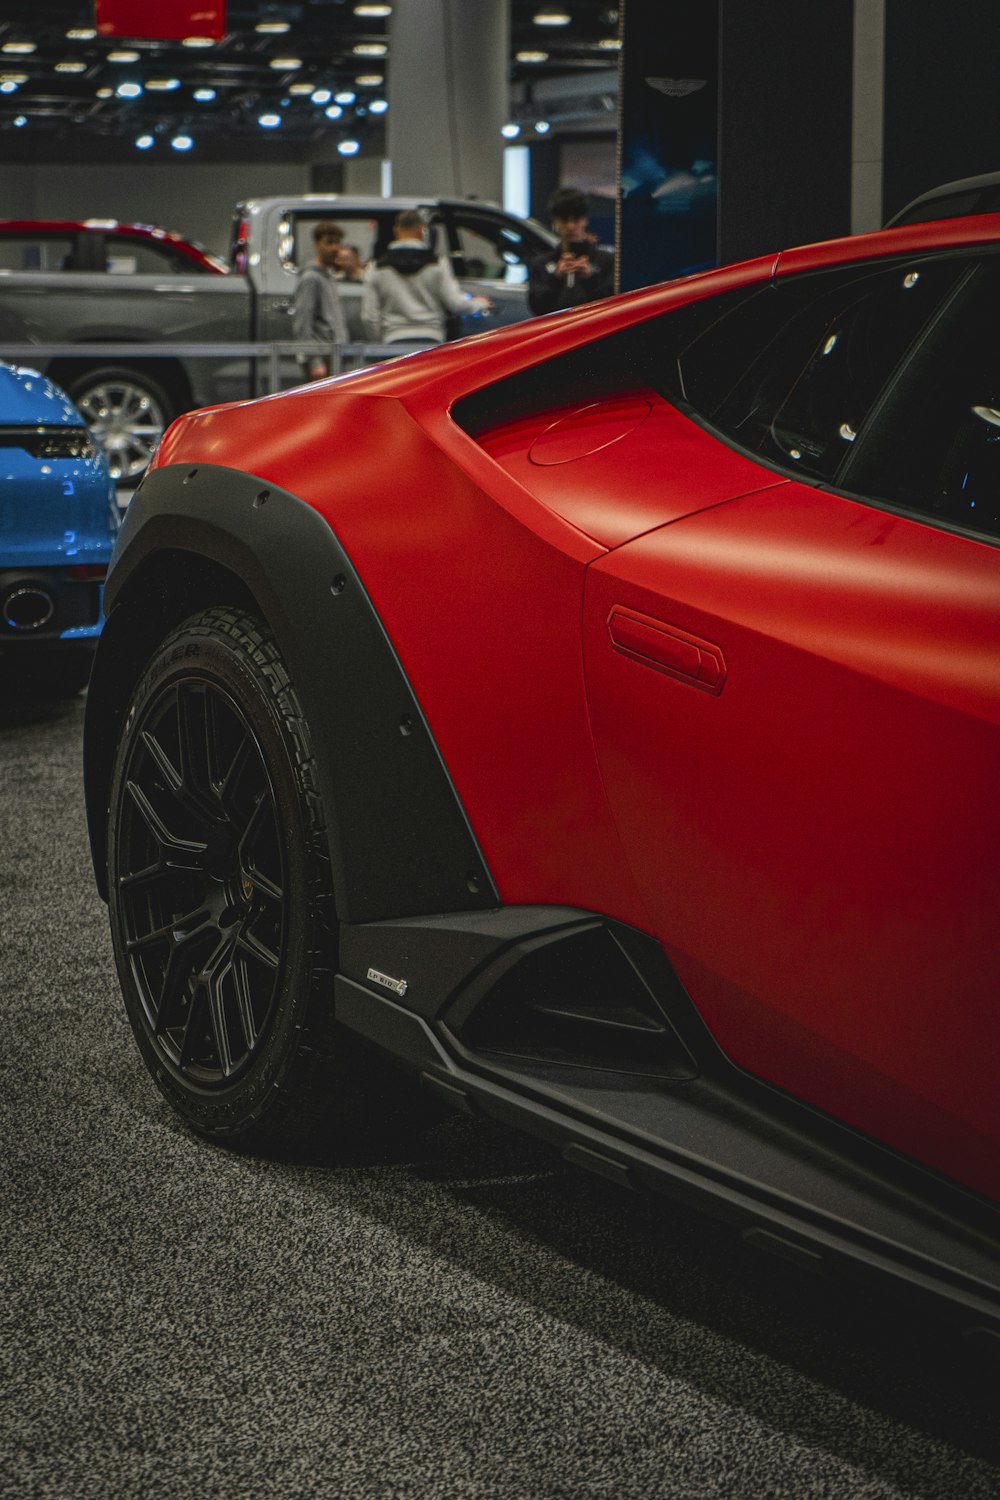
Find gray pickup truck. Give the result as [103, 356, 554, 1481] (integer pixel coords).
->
[0, 196, 556, 481]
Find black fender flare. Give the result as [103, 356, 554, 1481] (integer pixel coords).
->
[84, 462, 497, 922]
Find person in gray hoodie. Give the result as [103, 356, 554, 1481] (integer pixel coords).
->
[361, 210, 490, 346]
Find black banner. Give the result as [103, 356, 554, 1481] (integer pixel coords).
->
[618, 0, 719, 291]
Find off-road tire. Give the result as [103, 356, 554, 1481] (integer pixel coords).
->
[106, 605, 417, 1153]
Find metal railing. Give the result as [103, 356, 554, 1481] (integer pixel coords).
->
[0, 339, 428, 393]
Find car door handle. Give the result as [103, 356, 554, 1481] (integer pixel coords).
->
[607, 608, 726, 693]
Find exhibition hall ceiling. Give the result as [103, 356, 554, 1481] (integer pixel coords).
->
[0, 1, 621, 160]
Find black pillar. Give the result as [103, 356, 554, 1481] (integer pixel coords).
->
[882, 0, 1000, 221]
[618, 0, 854, 291]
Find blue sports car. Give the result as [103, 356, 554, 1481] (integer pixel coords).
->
[0, 361, 118, 696]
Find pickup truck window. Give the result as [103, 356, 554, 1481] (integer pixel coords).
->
[278, 212, 448, 275]
[451, 215, 532, 285]
[0, 233, 76, 272]
[281, 214, 380, 273]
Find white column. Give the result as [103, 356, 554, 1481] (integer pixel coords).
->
[387, 0, 509, 201]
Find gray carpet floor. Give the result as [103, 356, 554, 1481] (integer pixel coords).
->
[1, 691, 998, 1500]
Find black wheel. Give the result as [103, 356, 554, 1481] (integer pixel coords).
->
[107, 607, 386, 1151]
[67, 366, 173, 483]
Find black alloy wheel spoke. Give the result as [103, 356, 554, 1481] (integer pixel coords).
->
[125, 904, 211, 956]
[237, 789, 270, 861]
[177, 985, 209, 1070]
[231, 956, 258, 1054]
[244, 865, 283, 903]
[177, 682, 223, 810]
[120, 670, 287, 1086]
[218, 735, 254, 817]
[140, 726, 184, 798]
[126, 779, 208, 869]
[205, 963, 237, 1077]
[117, 858, 169, 891]
[235, 923, 281, 971]
[140, 726, 214, 830]
[154, 922, 217, 1037]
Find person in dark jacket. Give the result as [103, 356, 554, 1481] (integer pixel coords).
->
[527, 187, 614, 316]
[361, 210, 490, 346]
[292, 220, 349, 380]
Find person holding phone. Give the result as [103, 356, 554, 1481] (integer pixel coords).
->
[527, 186, 615, 316]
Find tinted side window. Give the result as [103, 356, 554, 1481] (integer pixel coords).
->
[280, 214, 374, 272]
[842, 261, 1000, 539]
[676, 261, 961, 480]
[0, 234, 76, 271]
[450, 212, 539, 285]
[105, 235, 193, 274]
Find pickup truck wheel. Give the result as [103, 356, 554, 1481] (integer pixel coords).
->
[107, 606, 434, 1154]
[67, 366, 173, 484]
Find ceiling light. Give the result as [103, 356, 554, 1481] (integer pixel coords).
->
[0, 73, 27, 86]
[324, 103, 343, 119]
[355, 74, 382, 85]
[311, 87, 332, 102]
[13, 114, 27, 127]
[270, 56, 302, 68]
[96, 86, 113, 97]
[116, 82, 142, 98]
[533, 8, 571, 22]
[108, 50, 140, 63]
[516, 50, 549, 61]
[337, 139, 360, 155]
[135, 133, 154, 149]
[535, 119, 551, 133]
[353, 43, 387, 56]
[368, 97, 388, 113]
[258, 112, 282, 127]
[255, 20, 290, 32]
[500, 122, 520, 138]
[289, 81, 315, 93]
[354, 4, 392, 14]
[0, 81, 19, 93]
[334, 90, 356, 103]
[66, 27, 96, 40]
[146, 78, 181, 91]
[55, 60, 87, 73]
[2, 42, 36, 55]
[171, 134, 194, 151]
[193, 87, 216, 101]
[597, 36, 621, 49]
[182, 36, 215, 47]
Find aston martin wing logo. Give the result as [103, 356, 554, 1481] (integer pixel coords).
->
[645, 77, 707, 97]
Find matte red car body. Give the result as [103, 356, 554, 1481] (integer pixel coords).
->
[153, 220, 1000, 1201]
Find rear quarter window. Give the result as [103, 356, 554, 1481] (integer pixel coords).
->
[0, 234, 76, 272]
[673, 259, 963, 480]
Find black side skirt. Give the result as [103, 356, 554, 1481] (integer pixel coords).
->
[336, 903, 1000, 1344]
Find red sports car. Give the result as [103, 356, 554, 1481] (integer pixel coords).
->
[85, 211, 1000, 1342]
